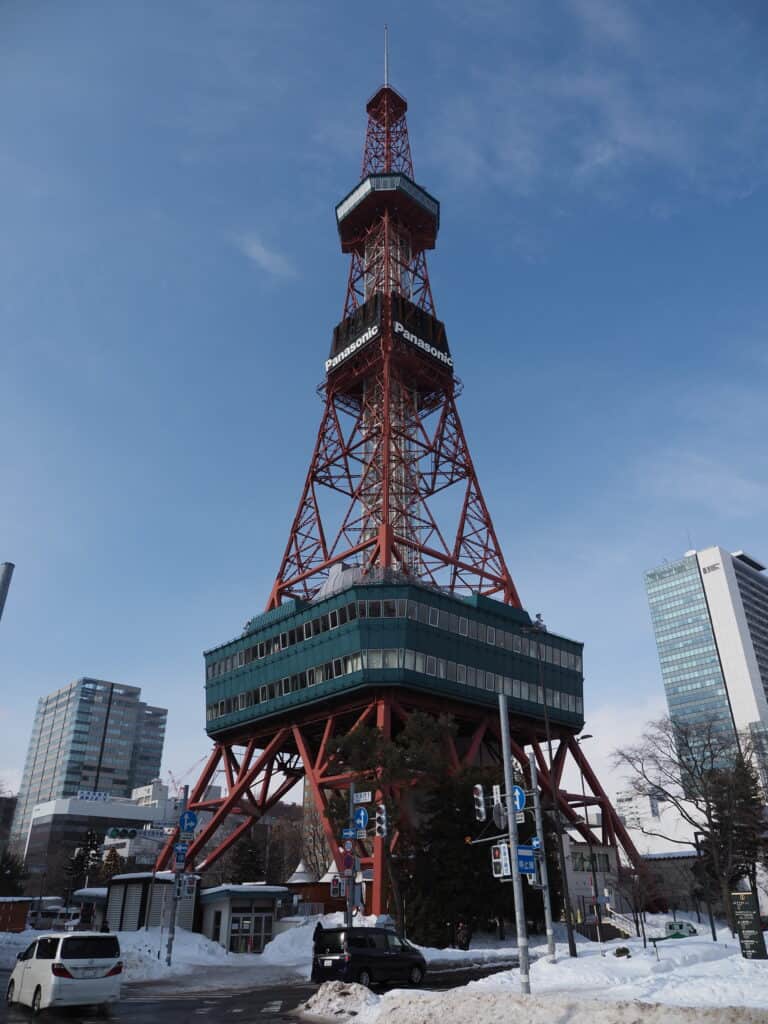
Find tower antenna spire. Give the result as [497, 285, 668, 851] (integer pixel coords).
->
[384, 24, 389, 87]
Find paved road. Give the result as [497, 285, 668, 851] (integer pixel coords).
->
[1, 960, 516, 1023]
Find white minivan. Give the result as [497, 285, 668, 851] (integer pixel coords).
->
[6, 932, 122, 1014]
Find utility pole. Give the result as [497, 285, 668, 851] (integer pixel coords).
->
[166, 785, 188, 966]
[577, 736, 603, 950]
[346, 780, 355, 929]
[529, 751, 556, 962]
[499, 694, 530, 995]
[524, 624, 578, 958]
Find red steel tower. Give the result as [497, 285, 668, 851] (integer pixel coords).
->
[157, 80, 640, 914]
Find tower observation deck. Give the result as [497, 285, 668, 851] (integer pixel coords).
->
[156, 80, 641, 908]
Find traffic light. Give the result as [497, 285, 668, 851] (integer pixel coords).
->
[375, 803, 388, 838]
[330, 877, 340, 898]
[491, 844, 503, 878]
[473, 784, 486, 822]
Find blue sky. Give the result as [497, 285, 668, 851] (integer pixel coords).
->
[1, 0, 767, 798]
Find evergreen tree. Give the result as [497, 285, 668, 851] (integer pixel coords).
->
[329, 712, 564, 947]
[100, 847, 124, 881]
[229, 824, 265, 883]
[0, 849, 26, 896]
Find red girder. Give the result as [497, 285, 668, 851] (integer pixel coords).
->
[179, 83, 637, 919]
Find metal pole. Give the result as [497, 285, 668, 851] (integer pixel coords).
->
[499, 694, 530, 995]
[346, 780, 355, 929]
[694, 831, 717, 942]
[166, 785, 188, 966]
[528, 631, 578, 957]
[529, 750, 555, 962]
[578, 747, 603, 950]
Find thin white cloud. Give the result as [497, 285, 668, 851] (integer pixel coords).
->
[428, 4, 768, 202]
[560, 693, 669, 802]
[567, 0, 642, 49]
[235, 233, 297, 279]
[643, 451, 768, 518]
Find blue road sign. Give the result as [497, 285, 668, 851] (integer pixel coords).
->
[179, 810, 198, 833]
[512, 785, 526, 813]
[517, 844, 536, 874]
[531, 836, 541, 850]
[174, 842, 189, 854]
[353, 807, 369, 830]
[342, 827, 355, 839]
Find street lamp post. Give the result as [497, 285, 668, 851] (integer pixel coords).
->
[576, 734, 604, 950]
[693, 831, 717, 942]
[523, 621, 578, 958]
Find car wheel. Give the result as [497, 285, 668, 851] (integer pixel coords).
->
[409, 965, 424, 986]
[31, 986, 42, 1015]
[358, 968, 373, 988]
[5, 980, 14, 1006]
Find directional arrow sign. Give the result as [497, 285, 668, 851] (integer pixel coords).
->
[531, 836, 542, 850]
[511, 785, 526, 813]
[342, 827, 356, 839]
[179, 810, 198, 833]
[353, 807, 369, 830]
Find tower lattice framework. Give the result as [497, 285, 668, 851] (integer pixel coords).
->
[156, 82, 642, 912]
[267, 84, 519, 610]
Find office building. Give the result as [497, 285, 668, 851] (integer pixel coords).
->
[645, 547, 768, 781]
[23, 793, 162, 878]
[10, 678, 167, 854]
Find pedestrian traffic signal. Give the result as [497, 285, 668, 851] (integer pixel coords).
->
[473, 784, 486, 822]
[491, 844, 503, 878]
[330, 877, 340, 898]
[375, 803, 388, 838]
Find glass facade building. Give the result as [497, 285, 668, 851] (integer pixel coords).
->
[645, 548, 768, 784]
[10, 678, 167, 855]
[645, 555, 733, 730]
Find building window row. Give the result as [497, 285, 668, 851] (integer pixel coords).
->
[207, 598, 582, 680]
[206, 647, 583, 722]
[571, 851, 610, 873]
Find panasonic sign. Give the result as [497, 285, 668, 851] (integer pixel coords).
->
[325, 323, 380, 373]
[393, 321, 453, 368]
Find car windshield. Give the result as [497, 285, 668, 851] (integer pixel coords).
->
[60, 936, 120, 960]
[316, 931, 344, 954]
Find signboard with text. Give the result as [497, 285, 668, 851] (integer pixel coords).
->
[731, 891, 768, 960]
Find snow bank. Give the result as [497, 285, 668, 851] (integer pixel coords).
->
[512, 931, 768, 1010]
[0, 929, 34, 969]
[304, 931, 768, 1022]
[345, 989, 768, 1024]
[119, 928, 245, 982]
[303, 981, 381, 1018]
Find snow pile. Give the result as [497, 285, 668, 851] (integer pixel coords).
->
[119, 928, 242, 981]
[303, 981, 381, 1018]
[351, 990, 768, 1024]
[262, 913, 393, 978]
[417, 941, 518, 964]
[516, 932, 768, 1010]
[0, 929, 34, 969]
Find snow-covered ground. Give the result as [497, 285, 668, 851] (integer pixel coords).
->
[1, 912, 518, 992]
[304, 984, 768, 1024]
[303, 915, 768, 1023]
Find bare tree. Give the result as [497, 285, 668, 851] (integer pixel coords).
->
[302, 803, 331, 882]
[613, 716, 764, 933]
